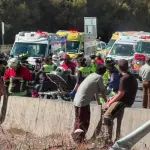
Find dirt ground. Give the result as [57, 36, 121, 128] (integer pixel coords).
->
[0, 127, 111, 150]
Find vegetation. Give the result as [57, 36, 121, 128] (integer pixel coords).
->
[0, 0, 150, 43]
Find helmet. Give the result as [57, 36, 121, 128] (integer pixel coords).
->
[105, 57, 115, 66]
[58, 51, 65, 58]
[18, 53, 28, 62]
[8, 58, 19, 68]
[62, 54, 70, 60]
[55, 67, 71, 75]
[52, 55, 58, 61]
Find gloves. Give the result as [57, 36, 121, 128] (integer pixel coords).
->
[69, 90, 76, 97]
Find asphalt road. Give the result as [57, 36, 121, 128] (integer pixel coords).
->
[132, 80, 142, 108]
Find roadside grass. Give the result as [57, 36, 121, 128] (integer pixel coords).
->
[0, 127, 113, 150]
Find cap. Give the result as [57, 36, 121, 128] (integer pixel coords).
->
[118, 59, 128, 70]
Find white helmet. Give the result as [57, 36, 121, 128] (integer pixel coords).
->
[56, 67, 71, 75]
[52, 55, 58, 61]
[58, 51, 65, 59]
[8, 58, 19, 68]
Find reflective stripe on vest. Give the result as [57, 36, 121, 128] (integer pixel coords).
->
[78, 67, 91, 77]
[43, 64, 53, 73]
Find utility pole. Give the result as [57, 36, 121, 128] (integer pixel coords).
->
[1, 22, 5, 45]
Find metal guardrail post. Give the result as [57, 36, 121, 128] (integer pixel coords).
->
[109, 120, 150, 150]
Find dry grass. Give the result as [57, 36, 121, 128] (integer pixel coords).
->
[0, 127, 112, 150]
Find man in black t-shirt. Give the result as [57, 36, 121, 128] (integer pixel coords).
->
[101, 59, 138, 144]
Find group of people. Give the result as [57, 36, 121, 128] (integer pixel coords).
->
[71, 58, 138, 145]
[0, 51, 105, 96]
[1, 50, 149, 146]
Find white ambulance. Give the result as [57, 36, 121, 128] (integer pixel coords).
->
[107, 36, 139, 61]
[10, 31, 61, 65]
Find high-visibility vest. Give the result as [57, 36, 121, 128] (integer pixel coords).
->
[43, 64, 53, 73]
[78, 66, 91, 77]
[90, 63, 96, 73]
[103, 71, 109, 86]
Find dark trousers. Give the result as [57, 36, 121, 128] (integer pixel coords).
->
[142, 81, 150, 108]
[72, 105, 90, 143]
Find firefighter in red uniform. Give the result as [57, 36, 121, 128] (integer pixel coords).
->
[60, 54, 76, 75]
[95, 52, 104, 64]
[3, 58, 32, 96]
[4, 58, 32, 81]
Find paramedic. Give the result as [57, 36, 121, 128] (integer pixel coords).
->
[60, 54, 76, 75]
[69, 58, 90, 96]
[105, 57, 120, 93]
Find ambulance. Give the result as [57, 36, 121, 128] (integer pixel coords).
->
[56, 30, 97, 59]
[56, 30, 69, 51]
[107, 36, 139, 62]
[105, 31, 143, 52]
[131, 34, 150, 78]
[103, 31, 133, 56]
[10, 31, 61, 65]
[106, 32, 121, 50]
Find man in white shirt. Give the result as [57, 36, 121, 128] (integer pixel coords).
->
[72, 64, 107, 144]
[139, 57, 150, 108]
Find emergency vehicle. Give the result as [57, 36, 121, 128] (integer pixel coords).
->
[131, 34, 150, 78]
[107, 36, 139, 62]
[103, 31, 138, 57]
[56, 30, 97, 59]
[10, 31, 61, 65]
[56, 30, 69, 52]
[106, 31, 144, 51]
[106, 32, 121, 50]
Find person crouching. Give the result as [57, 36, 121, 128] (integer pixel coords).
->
[72, 64, 107, 144]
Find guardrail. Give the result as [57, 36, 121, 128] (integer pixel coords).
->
[0, 44, 12, 53]
[109, 120, 150, 150]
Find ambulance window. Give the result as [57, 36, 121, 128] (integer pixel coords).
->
[110, 44, 134, 56]
[101, 43, 106, 49]
[136, 42, 150, 54]
[106, 39, 116, 49]
[11, 42, 47, 57]
[136, 41, 142, 52]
